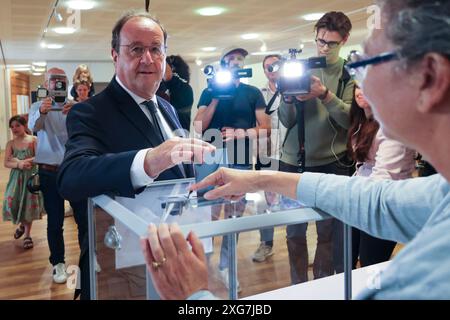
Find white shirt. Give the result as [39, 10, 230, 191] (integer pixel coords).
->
[115, 76, 185, 189]
[28, 101, 68, 166]
[260, 83, 287, 160]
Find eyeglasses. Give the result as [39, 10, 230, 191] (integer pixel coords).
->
[120, 43, 167, 59]
[315, 38, 342, 49]
[346, 51, 399, 85]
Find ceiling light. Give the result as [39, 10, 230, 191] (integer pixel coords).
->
[67, 0, 95, 10]
[53, 27, 76, 34]
[40, 41, 47, 48]
[195, 7, 226, 16]
[32, 66, 46, 72]
[195, 58, 202, 66]
[46, 43, 64, 49]
[9, 65, 31, 71]
[8, 64, 30, 68]
[301, 13, 325, 21]
[202, 47, 216, 52]
[260, 43, 267, 52]
[251, 51, 280, 56]
[32, 72, 43, 76]
[32, 61, 47, 67]
[241, 33, 259, 40]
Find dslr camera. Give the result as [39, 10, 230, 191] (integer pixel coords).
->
[36, 73, 68, 110]
[203, 64, 252, 99]
[269, 48, 327, 99]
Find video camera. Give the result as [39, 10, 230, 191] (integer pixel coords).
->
[269, 48, 327, 98]
[203, 65, 252, 99]
[36, 73, 68, 110]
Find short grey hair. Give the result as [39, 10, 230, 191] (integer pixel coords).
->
[377, 0, 450, 64]
[111, 10, 167, 54]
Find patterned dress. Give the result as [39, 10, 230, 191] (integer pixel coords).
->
[2, 146, 44, 224]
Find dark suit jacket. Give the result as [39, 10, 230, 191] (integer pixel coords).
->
[57, 77, 193, 202]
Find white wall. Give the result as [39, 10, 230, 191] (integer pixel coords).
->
[47, 60, 115, 88]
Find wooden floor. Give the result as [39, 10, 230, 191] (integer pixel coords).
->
[0, 152, 80, 299]
[0, 150, 403, 300]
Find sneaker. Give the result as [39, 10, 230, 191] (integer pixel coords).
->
[52, 263, 68, 284]
[218, 268, 242, 293]
[252, 242, 274, 262]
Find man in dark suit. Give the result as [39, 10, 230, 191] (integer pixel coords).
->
[57, 10, 214, 299]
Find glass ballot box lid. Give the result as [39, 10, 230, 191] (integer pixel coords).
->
[90, 177, 332, 300]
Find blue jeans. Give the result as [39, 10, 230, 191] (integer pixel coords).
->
[39, 168, 87, 266]
[218, 164, 251, 270]
[260, 227, 274, 245]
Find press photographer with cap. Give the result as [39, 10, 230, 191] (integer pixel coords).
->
[141, 0, 450, 300]
[28, 68, 88, 285]
[193, 46, 271, 289]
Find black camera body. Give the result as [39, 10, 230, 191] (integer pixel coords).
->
[37, 73, 68, 110]
[204, 65, 252, 100]
[269, 49, 327, 98]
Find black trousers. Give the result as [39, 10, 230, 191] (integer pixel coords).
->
[352, 230, 396, 268]
[39, 168, 88, 266]
[38, 168, 89, 299]
[281, 159, 355, 283]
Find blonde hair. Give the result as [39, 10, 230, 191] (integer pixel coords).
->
[73, 64, 93, 85]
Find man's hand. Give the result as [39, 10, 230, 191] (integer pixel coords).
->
[62, 101, 75, 115]
[221, 127, 247, 142]
[189, 167, 261, 201]
[39, 98, 53, 114]
[140, 223, 208, 300]
[295, 76, 328, 102]
[144, 137, 215, 178]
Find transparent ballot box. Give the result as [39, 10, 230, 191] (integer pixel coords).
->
[88, 178, 354, 300]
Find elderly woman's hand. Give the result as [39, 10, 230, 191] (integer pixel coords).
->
[140, 223, 208, 300]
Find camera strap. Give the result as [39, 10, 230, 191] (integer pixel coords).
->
[336, 60, 351, 99]
[264, 90, 280, 115]
[295, 101, 306, 173]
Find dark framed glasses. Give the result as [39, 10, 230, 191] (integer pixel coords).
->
[315, 38, 342, 49]
[346, 51, 399, 85]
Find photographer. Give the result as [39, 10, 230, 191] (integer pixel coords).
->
[156, 55, 194, 131]
[28, 68, 87, 286]
[253, 54, 287, 263]
[278, 11, 355, 284]
[193, 46, 270, 289]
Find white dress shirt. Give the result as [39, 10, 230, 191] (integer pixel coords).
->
[115, 76, 185, 189]
[28, 101, 69, 166]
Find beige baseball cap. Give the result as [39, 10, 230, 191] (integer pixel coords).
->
[220, 46, 249, 62]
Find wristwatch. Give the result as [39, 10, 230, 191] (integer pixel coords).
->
[319, 87, 329, 101]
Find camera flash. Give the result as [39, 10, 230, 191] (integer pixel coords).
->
[216, 70, 232, 84]
[283, 61, 304, 78]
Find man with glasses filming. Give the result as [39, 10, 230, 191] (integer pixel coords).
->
[277, 11, 355, 284]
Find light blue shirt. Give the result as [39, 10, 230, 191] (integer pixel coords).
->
[188, 173, 450, 300]
[28, 101, 68, 166]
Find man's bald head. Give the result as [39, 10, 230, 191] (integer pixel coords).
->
[45, 68, 66, 89]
